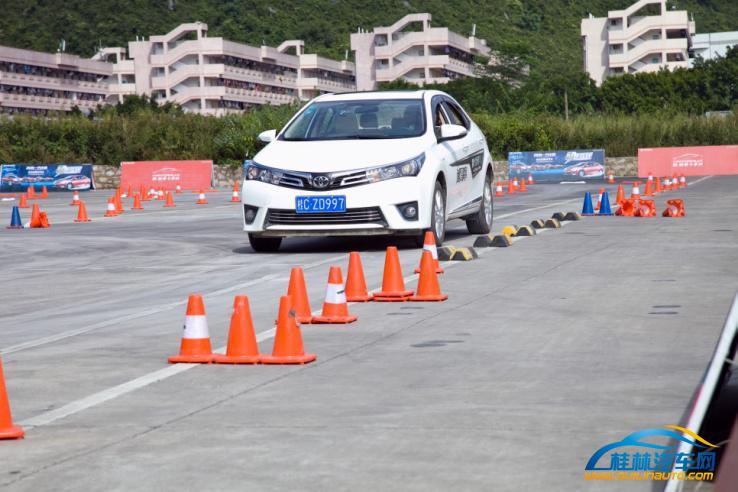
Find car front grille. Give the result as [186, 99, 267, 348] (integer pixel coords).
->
[265, 207, 386, 226]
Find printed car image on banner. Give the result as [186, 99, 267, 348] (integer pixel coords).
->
[120, 160, 213, 191]
[507, 150, 605, 183]
[638, 145, 738, 177]
[0, 164, 95, 192]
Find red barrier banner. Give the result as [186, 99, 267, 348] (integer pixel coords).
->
[120, 160, 213, 190]
[638, 145, 738, 177]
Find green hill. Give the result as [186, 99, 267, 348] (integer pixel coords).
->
[2, 1, 738, 78]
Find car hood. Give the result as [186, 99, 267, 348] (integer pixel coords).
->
[253, 137, 430, 173]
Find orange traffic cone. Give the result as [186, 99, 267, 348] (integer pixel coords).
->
[607, 173, 615, 184]
[647, 172, 654, 183]
[410, 250, 448, 302]
[519, 178, 528, 192]
[261, 296, 316, 365]
[643, 179, 653, 197]
[164, 191, 175, 208]
[630, 182, 640, 200]
[287, 267, 314, 324]
[168, 294, 214, 364]
[175, 183, 182, 194]
[125, 185, 133, 198]
[679, 175, 686, 188]
[311, 266, 357, 324]
[654, 177, 662, 194]
[0, 356, 24, 440]
[507, 180, 515, 194]
[38, 212, 50, 228]
[70, 190, 80, 206]
[615, 198, 636, 216]
[594, 187, 604, 211]
[40, 185, 48, 199]
[114, 193, 124, 214]
[212, 296, 262, 364]
[27, 186, 36, 199]
[29, 203, 41, 227]
[140, 185, 150, 201]
[345, 252, 372, 302]
[231, 182, 240, 202]
[495, 181, 504, 197]
[74, 200, 91, 222]
[131, 193, 144, 210]
[662, 199, 685, 217]
[196, 190, 208, 205]
[414, 231, 443, 274]
[18, 193, 29, 209]
[104, 197, 117, 217]
[635, 199, 656, 217]
[373, 246, 413, 301]
[512, 177, 519, 191]
[528, 174, 534, 185]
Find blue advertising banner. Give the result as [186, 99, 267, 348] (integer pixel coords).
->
[0, 164, 95, 192]
[507, 149, 605, 183]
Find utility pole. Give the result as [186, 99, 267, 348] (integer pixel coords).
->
[564, 89, 569, 121]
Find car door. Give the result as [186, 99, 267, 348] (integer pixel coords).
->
[441, 99, 482, 216]
[429, 96, 466, 215]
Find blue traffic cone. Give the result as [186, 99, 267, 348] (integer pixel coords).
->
[7, 206, 23, 229]
[598, 192, 613, 215]
[581, 192, 595, 216]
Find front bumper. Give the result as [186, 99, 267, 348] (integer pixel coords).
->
[241, 177, 430, 236]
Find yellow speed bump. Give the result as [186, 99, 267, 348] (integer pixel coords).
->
[530, 219, 545, 229]
[513, 225, 536, 237]
[544, 218, 562, 229]
[437, 246, 478, 261]
[473, 234, 512, 248]
[501, 225, 518, 237]
[551, 212, 566, 221]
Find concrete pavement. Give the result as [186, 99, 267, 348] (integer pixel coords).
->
[0, 177, 734, 490]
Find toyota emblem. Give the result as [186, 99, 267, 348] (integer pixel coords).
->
[312, 175, 330, 189]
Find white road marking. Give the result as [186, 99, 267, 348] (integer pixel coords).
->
[1, 254, 344, 355]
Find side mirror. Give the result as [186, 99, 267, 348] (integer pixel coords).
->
[437, 124, 467, 142]
[258, 129, 277, 143]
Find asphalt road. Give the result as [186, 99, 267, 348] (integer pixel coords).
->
[0, 176, 734, 491]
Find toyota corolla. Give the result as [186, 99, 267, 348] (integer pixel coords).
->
[241, 90, 493, 252]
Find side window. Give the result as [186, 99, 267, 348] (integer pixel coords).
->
[433, 103, 448, 128]
[442, 101, 468, 129]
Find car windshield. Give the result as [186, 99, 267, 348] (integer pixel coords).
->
[281, 99, 425, 141]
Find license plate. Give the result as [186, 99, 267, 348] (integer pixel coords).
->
[295, 195, 346, 213]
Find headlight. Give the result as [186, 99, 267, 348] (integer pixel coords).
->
[244, 161, 283, 185]
[366, 153, 425, 184]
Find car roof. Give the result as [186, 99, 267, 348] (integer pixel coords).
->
[314, 90, 448, 103]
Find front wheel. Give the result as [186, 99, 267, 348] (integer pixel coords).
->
[465, 173, 493, 234]
[248, 234, 282, 252]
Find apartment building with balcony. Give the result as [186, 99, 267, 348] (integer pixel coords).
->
[0, 46, 113, 116]
[350, 13, 491, 91]
[581, 0, 694, 85]
[107, 23, 355, 115]
[690, 31, 738, 65]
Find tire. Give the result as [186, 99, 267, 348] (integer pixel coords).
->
[413, 179, 446, 247]
[248, 234, 282, 252]
[465, 172, 493, 235]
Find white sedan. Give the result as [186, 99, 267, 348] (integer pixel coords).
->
[242, 90, 493, 252]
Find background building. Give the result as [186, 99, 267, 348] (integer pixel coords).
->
[0, 46, 113, 116]
[691, 31, 738, 64]
[102, 22, 355, 115]
[581, 0, 694, 85]
[350, 13, 490, 91]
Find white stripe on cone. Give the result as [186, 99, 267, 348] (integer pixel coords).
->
[182, 315, 209, 339]
[632, 185, 640, 195]
[423, 242, 438, 260]
[324, 283, 346, 304]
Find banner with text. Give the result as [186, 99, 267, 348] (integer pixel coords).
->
[0, 164, 95, 192]
[638, 145, 738, 177]
[120, 160, 213, 191]
[507, 150, 605, 183]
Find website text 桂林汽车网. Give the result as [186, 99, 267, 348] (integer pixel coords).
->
[584, 425, 718, 481]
